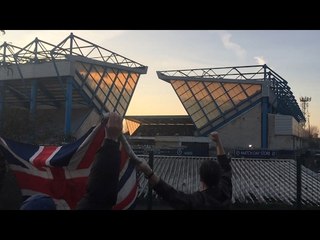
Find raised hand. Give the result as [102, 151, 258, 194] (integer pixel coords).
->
[209, 131, 220, 143]
[105, 112, 123, 141]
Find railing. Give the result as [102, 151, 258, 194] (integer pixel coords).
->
[135, 154, 320, 209]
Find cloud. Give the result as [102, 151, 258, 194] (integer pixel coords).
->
[217, 31, 246, 59]
[254, 56, 267, 65]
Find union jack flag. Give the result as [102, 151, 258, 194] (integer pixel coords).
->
[0, 121, 138, 210]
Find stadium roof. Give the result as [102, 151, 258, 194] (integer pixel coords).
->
[157, 65, 305, 135]
[0, 33, 147, 70]
[136, 155, 320, 208]
[124, 115, 196, 136]
[125, 115, 193, 125]
[0, 33, 148, 116]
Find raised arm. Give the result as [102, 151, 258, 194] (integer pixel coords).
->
[209, 131, 232, 205]
[210, 131, 225, 156]
[76, 112, 122, 210]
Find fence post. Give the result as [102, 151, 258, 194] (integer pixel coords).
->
[147, 150, 154, 210]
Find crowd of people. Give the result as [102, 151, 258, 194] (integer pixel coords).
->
[0, 112, 233, 210]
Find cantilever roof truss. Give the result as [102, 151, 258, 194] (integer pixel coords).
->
[0, 33, 148, 117]
[157, 65, 305, 135]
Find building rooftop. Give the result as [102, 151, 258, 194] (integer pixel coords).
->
[136, 155, 320, 208]
[157, 65, 305, 136]
[124, 115, 196, 136]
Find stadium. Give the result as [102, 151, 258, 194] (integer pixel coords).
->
[0, 33, 319, 210]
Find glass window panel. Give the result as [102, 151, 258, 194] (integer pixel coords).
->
[119, 97, 127, 110]
[227, 85, 242, 98]
[187, 81, 198, 88]
[90, 72, 101, 84]
[212, 87, 225, 99]
[176, 83, 189, 96]
[219, 100, 233, 112]
[118, 71, 128, 86]
[194, 88, 207, 101]
[125, 78, 133, 91]
[180, 90, 193, 101]
[207, 109, 220, 121]
[117, 104, 125, 117]
[171, 80, 184, 90]
[86, 77, 97, 91]
[130, 73, 138, 83]
[104, 69, 116, 88]
[199, 96, 210, 108]
[106, 100, 115, 112]
[75, 62, 90, 76]
[177, 83, 190, 95]
[192, 110, 205, 122]
[190, 82, 204, 95]
[205, 82, 220, 93]
[200, 88, 208, 97]
[127, 84, 134, 97]
[91, 66, 103, 84]
[112, 83, 121, 98]
[94, 65, 104, 75]
[216, 94, 230, 106]
[241, 83, 251, 90]
[123, 90, 130, 102]
[232, 92, 247, 105]
[184, 96, 196, 108]
[195, 117, 207, 128]
[203, 103, 216, 114]
[109, 93, 117, 106]
[100, 81, 109, 95]
[223, 83, 237, 91]
[245, 85, 261, 96]
[188, 103, 201, 115]
[96, 89, 106, 103]
[127, 76, 135, 89]
[127, 75, 138, 91]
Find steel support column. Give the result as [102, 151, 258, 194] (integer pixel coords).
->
[30, 80, 37, 115]
[30, 80, 38, 142]
[261, 96, 268, 148]
[64, 78, 73, 138]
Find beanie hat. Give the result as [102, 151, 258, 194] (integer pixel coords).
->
[20, 194, 56, 210]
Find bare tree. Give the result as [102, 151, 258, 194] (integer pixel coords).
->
[310, 125, 319, 138]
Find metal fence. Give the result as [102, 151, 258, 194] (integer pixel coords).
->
[135, 153, 320, 209]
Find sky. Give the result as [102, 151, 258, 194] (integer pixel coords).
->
[1, 30, 320, 129]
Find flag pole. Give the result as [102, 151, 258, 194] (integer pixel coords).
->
[101, 112, 145, 165]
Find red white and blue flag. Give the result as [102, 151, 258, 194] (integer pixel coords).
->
[0, 121, 138, 210]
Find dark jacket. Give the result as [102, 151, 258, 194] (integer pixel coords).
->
[153, 154, 232, 210]
[76, 139, 120, 210]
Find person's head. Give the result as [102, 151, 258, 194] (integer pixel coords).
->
[20, 194, 56, 210]
[199, 160, 221, 189]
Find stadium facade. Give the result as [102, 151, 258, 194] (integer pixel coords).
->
[156, 65, 306, 154]
[124, 65, 306, 157]
[0, 33, 306, 155]
[0, 33, 147, 143]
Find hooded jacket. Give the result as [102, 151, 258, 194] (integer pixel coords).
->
[153, 154, 232, 210]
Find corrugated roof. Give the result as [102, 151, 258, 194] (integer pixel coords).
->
[136, 155, 320, 207]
